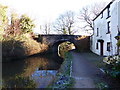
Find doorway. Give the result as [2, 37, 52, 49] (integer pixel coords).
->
[100, 42, 104, 56]
[98, 39, 104, 56]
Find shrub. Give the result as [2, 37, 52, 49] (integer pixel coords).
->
[103, 55, 120, 78]
[117, 40, 120, 47]
[2, 34, 48, 62]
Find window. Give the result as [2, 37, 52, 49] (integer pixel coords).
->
[93, 22, 95, 34]
[97, 28, 99, 36]
[107, 21, 110, 33]
[107, 5, 110, 18]
[107, 42, 111, 51]
[96, 42, 99, 49]
[101, 12, 103, 19]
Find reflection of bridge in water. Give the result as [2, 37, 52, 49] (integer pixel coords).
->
[33, 34, 90, 53]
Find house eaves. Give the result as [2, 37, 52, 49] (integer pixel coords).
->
[93, 0, 115, 21]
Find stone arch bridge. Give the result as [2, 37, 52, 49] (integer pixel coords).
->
[33, 34, 90, 53]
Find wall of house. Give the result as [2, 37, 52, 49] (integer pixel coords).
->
[91, 0, 119, 56]
[118, 1, 120, 29]
[110, 0, 119, 55]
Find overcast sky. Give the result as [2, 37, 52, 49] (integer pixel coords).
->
[0, 0, 111, 34]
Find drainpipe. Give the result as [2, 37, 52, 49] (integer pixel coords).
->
[116, 1, 120, 55]
[115, 32, 120, 55]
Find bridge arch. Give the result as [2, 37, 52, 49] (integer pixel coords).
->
[33, 34, 90, 54]
[50, 39, 76, 54]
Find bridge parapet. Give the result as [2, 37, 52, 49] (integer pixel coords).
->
[37, 34, 80, 45]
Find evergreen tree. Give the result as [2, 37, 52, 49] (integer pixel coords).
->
[0, 4, 8, 33]
[19, 15, 35, 34]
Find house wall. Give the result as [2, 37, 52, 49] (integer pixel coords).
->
[91, 0, 120, 56]
[118, 1, 120, 28]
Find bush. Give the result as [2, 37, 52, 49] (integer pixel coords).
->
[2, 36, 26, 61]
[2, 34, 48, 62]
[117, 40, 120, 47]
[103, 55, 120, 78]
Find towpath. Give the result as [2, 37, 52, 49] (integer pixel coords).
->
[71, 51, 104, 88]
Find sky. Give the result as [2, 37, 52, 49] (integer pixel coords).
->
[0, 0, 111, 34]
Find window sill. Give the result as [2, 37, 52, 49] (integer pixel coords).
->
[106, 32, 110, 34]
[106, 16, 111, 19]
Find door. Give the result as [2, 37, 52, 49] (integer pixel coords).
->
[100, 42, 104, 56]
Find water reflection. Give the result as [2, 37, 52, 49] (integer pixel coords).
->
[23, 56, 61, 77]
[2, 54, 63, 88]
[31, 69, 57, 88]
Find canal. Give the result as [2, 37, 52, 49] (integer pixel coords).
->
[2, 54, 63, 88]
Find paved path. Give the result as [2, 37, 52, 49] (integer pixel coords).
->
[71, 51, 104, 88]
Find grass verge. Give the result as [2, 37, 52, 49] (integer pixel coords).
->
[47, 52, 74, 89]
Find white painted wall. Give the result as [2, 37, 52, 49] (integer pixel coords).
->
[91, 0, 120, 56]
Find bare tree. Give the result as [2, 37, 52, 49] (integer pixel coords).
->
[5, 12, 21, 36]
[54, 11, 76, 35]
[78, 2, 106, 33]
[91, 2, 107, 16]
[42, 22, 51, 34]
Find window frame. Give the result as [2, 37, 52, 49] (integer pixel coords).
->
[96, 42, 99, 50]
[107, 21, 110, 34]
[101, 12, 103, 19]
[107, 42, 111, 51]
[96, 28, 99, 36]
[107, 5, 111, 18]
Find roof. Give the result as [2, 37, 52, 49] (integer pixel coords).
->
[93, 0, 115, 21]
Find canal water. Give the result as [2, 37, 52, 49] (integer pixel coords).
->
[2, 54, 63, 88]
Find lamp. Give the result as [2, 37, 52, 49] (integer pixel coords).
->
[115, 32, 120, 40]
[115, 32, 120, 55]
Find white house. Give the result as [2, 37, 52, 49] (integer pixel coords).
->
[90, 0, 120, 56]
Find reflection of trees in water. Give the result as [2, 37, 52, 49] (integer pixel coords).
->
[22, 56, 62, 77]
[2, 60, 25, 79]
[23, 57, 48, 77]
[58, 41, 75, 58]
[2, 75, 36, 88]
[3, 55, 62, 78]
[2, 54, 63, 88]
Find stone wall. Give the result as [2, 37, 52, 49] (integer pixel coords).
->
[74, 36, 90, 52]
